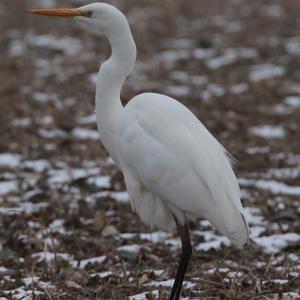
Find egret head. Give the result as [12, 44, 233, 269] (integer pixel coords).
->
[30, 3, 127, 36]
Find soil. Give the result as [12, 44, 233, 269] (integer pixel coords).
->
[0, 0, 300, 299]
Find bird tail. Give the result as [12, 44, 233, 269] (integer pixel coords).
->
[207, 201, 250, 247]
[222, 210, 250, 247]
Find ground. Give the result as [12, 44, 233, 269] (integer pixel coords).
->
[0, 0, 300, 299]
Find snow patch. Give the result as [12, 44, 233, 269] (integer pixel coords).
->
[117, 244, 140, 253]
[249, 64, 285, 82]
[195, 236, 230, 251]
[0, 153, 21, 168]
[249, 125, 285, 139]
[27, 33, 83, 56]
[96, 191, 129, 203]
[0, 181, 18, 196]
[207, 48, 257, 69]
[72, 127, 99, 140]
[87, 176, 111, 188]
[23, 160, 50, 173]
[129, 290, 159, 300]
[285, 96, 300, 107]
[254, 233, 300, 253]
[78, 114, 97, 125]
[239, 178, 300, 195]
[76, 256, 106, 268]
[32, 252, 74, 263]
[145, 279, 195, 289]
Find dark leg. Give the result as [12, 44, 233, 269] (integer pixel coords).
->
[168, 217, 192, 300]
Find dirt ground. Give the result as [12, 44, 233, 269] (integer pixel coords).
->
[0, 0, 300, 299]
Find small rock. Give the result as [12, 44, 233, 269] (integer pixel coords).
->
[102, 225, 119, 237]
[65, 280, 82, 289]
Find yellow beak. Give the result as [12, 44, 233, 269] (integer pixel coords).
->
[29, 8, 81, 17]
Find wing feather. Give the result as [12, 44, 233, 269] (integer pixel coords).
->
[119, 93, 249, 246]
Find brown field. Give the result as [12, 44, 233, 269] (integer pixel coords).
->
[0, 0, 300, 299]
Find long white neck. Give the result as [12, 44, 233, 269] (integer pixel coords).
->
[95, 15, 136, 169]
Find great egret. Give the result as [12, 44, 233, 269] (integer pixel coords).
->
[30, 3, 250, 299]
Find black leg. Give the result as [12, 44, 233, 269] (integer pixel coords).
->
[169, 217, 192, 300]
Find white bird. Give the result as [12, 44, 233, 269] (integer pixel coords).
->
[30, 3, 250, 299]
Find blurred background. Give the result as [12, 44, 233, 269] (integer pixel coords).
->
[0, 0, 300, 299]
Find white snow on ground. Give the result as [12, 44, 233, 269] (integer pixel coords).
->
[23, 276, 40, 286]
[89, 73, 98, 84]
[72, 127, 100, 140]
[211, 16, 242, 32]
[239, 178, 300, 195]
[249, 125, 285, 139]
[195, 236, 230, 251]
[87, 176, 111, 188]
[120, 231, 169, 243]
[129, 290, 159, 300]
[199, 84, 226, 100]
[262, 4, 283, 17]
[283, 83, 300, 94]
[229, 83, 248, 94]
[0, 153, 21, 168]
[262, 279, 288, 285]
[32, 252, 74, 263]
[91, 271, 113, 278]
[47, 219, 71, 235]
[250, 226, 266, 238]
[262, 167, 300, 180]
[165, 85, 190, 97]
[12, 118, 32, 127]
[78, 114, 97, 125]
[249, 64, 285, 81]
[140, 232, 169, 243]
[33, 92, 57, 103]
[8, 39, 26, 57]
[38, 116, 54, 126]
[48, 167, 100, 186]
[246, 146, 270, 155]
[117, 244, 140, 253]
[0, 207, 23, 215]
[243, 207, 266, 226]
[76, 256, 106, 268]
[3, 288, 44, 299]
[165, 238, 181, 250]
[254, 233, 300, 253]
[156, 49, 190, 66]
[32, 0, 57, 8]
[19, 202, 49, 214]
[285, 37, 300, 55]
[0, 181, 18, 196]
[206, 48, 257, 69]
[26, 33, 83, 56]
[192, 48, 215, 60]
[145, 279, 195, 289]
[285, 96, 300, 107]
[273, 96, 300, 114]
[0, 267, 8, 272]
[96, 191, 129, 203]
[22, 160, 50, 173]
[38, 128, 67, 139]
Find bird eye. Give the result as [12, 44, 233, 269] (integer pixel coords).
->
[87, 10, 93, 17]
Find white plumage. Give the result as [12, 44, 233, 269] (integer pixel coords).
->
[30, 3, 250, 299]
[119, 93, 249, 246]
